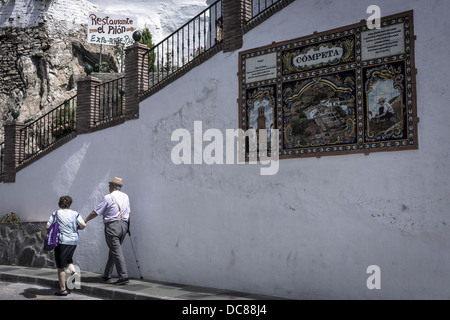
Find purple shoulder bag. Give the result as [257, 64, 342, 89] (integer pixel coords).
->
[43, 211, 59, 251]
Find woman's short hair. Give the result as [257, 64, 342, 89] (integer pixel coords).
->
[58, 195, 73, 209]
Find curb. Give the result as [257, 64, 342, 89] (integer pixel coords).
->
[0, 265, 285, 300]
[0, 270, 166, 300]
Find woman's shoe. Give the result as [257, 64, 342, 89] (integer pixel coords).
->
[55, 290, 69, 296]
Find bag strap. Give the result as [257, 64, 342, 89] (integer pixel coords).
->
[110, 194, 124, 220]
[52, 210, 60, 242]
[73, 213, 80, 232]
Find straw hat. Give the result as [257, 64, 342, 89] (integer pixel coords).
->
[109, 177, 123, 187]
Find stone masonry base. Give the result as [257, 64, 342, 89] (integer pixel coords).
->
[0, 222, 55, 268]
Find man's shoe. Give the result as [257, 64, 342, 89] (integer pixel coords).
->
[102, 276, 112, 283]
[115, 278, 129, 285]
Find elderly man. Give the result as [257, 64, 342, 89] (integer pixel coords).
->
[84, 177, 131, 285]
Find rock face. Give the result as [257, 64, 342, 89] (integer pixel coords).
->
[0, 0, 119, 140]
[0, 222, 55, 268]
[0, 0, 210, 141]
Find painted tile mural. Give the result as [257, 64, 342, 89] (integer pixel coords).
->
[239, 10, 418, 159]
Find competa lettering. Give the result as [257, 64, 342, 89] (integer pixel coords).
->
[296, 49, 340, 63]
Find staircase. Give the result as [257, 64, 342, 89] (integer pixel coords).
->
[0, 0, 295, 183]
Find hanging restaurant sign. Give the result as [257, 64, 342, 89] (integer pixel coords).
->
[238, 10, 418, 160]
[87, 12, 137, 46]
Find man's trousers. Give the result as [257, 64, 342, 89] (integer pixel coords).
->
[104, 220, 129, 279]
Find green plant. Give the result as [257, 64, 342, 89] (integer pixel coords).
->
[190, 46, 205, 60]
[94, 61, 114, 73]
[140, 27, 156, 71]
[0, 212, 20, 223]
[162, 51, 174, 72]
[50, 102, 77, 138]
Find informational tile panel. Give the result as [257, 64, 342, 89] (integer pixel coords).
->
[238, 10, 418, 159]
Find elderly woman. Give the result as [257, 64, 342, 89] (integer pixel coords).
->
[46, 195, 86, 296]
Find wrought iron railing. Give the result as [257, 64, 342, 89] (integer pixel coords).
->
[249, 0, 284, 20]
[142, 0, 222, 92]
[19, 96, 77, 164]
[94, 76, 126, 125]
[0, 141, 4, 177]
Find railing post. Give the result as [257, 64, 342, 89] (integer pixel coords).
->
[125, 43, 149, 120]
[222, 0, 251, 52]
[76, 76, 101, 134]
[3, 121, 25, 183]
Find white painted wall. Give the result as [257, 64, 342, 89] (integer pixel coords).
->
[1, 0, 450, 299]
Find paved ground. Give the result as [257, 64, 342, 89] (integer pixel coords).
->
[0, 265, 285, 300]
[0, 281, 104, 300]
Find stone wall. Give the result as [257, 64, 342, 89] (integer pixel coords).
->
[0, 222, 55, 268]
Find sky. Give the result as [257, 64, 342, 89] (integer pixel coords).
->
[88, 0, 208, 43]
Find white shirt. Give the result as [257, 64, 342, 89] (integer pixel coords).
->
[94, 190, 131, 223]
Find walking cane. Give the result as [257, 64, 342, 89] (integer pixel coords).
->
[127, 219, 144, 280]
